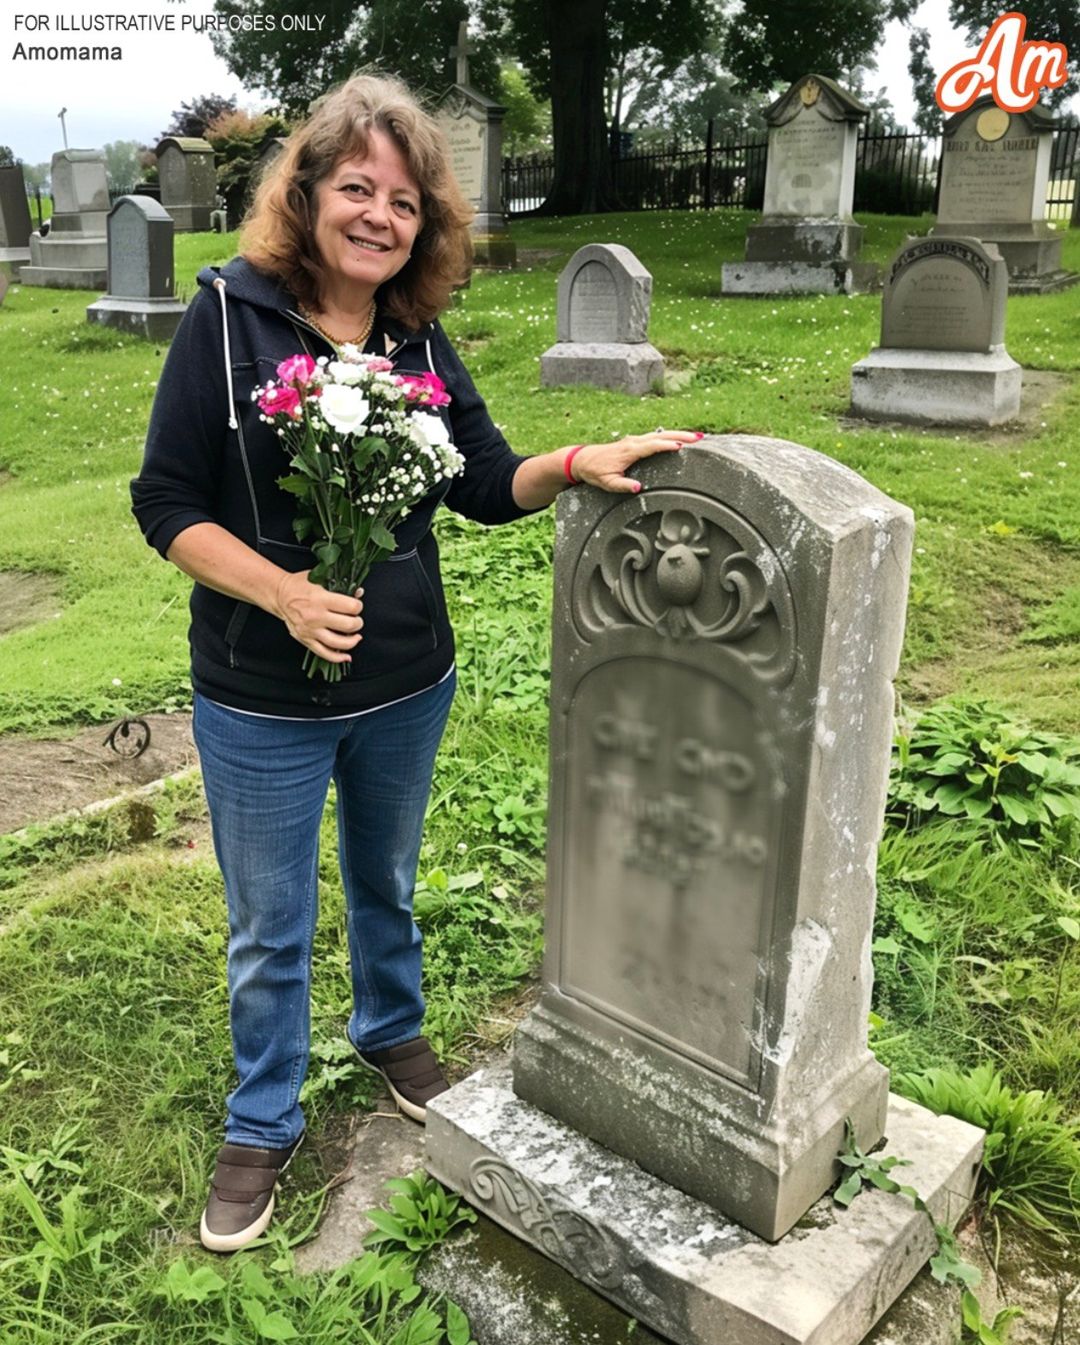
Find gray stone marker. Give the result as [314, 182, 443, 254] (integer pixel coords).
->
[437, 21, 515, 268]
[21, 150, 108, 289]
[851, 236, 1021, 426]
[155, 136, 216, 232]
[86, 196, 188, 340]
[426, 438, 984, 1344]
[723, 74, 870, 295]
[540, 243, 664, 394]
[931, 97, 1078, 294]
[0, 165, 32, 272]
[0, 271, 8, 308]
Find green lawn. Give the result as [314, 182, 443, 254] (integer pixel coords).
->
[1, 213, 1078, 1339]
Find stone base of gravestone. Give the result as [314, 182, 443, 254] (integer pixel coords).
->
[21, 229, 107, 289]
[745, 219, 864, 263]
[86, 295, 188, 341]
[850, 348, 1022, 426]
[472, 232, 516, 269]
[426, 1062, 982, 1345]
[0, 247, 30, 275]
[722, 258, 868, 295]
[540, 341, 665, 395]
[932, 224, 1078, 294]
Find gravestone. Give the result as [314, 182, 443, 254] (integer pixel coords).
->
[155, 136, 216, 232]
[723, 74, 871, 295]
[437, 20, 515, 268]
[0, 165, 32, 272]
[256, 136, 287, 183]
[0, 271, 8, 307]
[851, 236, 1021, 425]
[540, 244, 664, 395]
[427, 436, 985, 1344]
[931, 97, 1078, 294]
[21, 150, 108, 289]
[86, 196, 187, 339]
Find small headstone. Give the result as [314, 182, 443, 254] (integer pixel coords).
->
[722, 74, 871, 295]
[540, 243, 664, 395]
[426, 437, 985, 1344]
[256, 137, 287, 181]
[209, 208, 228, 233]
[436, 21, 515, 269]
[86, 196, 187, 339]
[155, 136, 216, 233]
[0, 165, 32, 272]
[21, 149, 108, 289]
[0, 271, 9, 307]
[931, 96, 1078, 294]
[851, 235, 1021, 425]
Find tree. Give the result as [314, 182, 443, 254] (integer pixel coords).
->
[948, 0, 1079, 107]
[102, 140, 143, 190]
[907, 27, 940, 135]
[605, 0, 725, 137]
[0, 146, 15, 167]
[204, 107, 291, 221]
[723, 0, 920, 92]
[163, 93, 238, 140]
[209, 0, 501, 116]
[499, 63, 551, 155]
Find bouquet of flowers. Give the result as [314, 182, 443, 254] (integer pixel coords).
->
[255, 345, 465, 682]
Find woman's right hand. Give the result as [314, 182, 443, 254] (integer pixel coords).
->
[274, 571, 364, 666]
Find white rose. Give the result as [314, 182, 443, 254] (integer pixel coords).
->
[327, 359, 365, 386]
[408, 412, 452, 450]
[319, 384, 370, 435]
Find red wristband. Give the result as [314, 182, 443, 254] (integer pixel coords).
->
[564, 444, 587, 484]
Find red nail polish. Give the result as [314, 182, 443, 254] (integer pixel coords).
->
[633, 482, 643, 494]
[693, 431, 705, 440]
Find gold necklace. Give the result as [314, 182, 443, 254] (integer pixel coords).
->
[301, 301, 376, 349]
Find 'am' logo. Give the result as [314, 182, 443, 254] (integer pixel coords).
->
[936, 11, 1069, 114]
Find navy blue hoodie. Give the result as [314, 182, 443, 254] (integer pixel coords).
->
[131, 258, 535, 716]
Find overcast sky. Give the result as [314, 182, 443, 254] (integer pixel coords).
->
[1, 0, 1076, 166]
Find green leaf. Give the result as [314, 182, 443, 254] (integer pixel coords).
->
[257, 1311, 300, 1341]
[833, 1170, 863, 1206]
[895, 905, 934, 943]
[371, 521, 396, 551]
[276, 474, 311, 497]
[872, 936, 902, 956]
[997, 793, 1031, 825]
[446, 1301, 475, 1345]
[316, 542, 341, 566]
[1056, 915, 1080, 940]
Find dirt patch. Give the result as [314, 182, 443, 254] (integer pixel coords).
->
[0, 570, 63, 636]
[2, 712, 197, 835]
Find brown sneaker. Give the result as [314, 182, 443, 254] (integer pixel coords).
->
[199, 1135, 303, 1253]
[353, 1036, 448, 1123]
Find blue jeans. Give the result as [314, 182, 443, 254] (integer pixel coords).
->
[192, 673, 455, 1148]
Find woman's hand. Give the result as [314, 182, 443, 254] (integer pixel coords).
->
[569, 430, 704, 493]
[274, 571, 365, 666]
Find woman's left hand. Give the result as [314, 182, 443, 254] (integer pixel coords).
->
[570, 430, 704, 493]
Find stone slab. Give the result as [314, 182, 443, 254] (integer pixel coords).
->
[850, 347, 1022, 426]
[20, 264, 107, 290]
[1006, 269, 1080, 295]
[540, 341, 664, 395]
[721, 260, 857, 295]
[426, 1062, 983, 1345]
[745, 220, 864, 264]
[85, 295, 188, 341]
[294, 1112, 424, 1274]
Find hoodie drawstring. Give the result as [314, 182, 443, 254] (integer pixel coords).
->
[213, 277, 239, 430]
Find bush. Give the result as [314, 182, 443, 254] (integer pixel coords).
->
[889, 698, 1080, 849]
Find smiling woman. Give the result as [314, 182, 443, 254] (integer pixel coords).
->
[130, 70, 698, 1256]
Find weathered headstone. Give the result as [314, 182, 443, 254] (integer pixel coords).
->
[21, 149, 108, 289]
[540, 244, 664, 394]
[931, 97, 1078, 294]
[851, 236, 1021, 425]
[155, 136, 216, 232]
[256, 136, 287, 183]
[86, 196, 188, 339]
[427, 437, 985, 1344]
[0, 165, 32, 272]
[723, 74, 871, 295]
[437, 21, 515, 269]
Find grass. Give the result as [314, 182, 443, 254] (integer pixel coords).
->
[2, 212, 1079, 1335]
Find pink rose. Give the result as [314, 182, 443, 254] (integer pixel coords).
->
[396, 372, 451, 407]
[364, 356, 395, 373]
[276, 353, 318, 386]
[258, 384, 302, 419]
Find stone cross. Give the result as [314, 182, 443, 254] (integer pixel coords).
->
[450, 20, 475, 87]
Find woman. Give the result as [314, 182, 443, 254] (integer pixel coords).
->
[131, 72, 698, 1253]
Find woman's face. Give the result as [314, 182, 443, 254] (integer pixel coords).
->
[311, 129, 423, 308]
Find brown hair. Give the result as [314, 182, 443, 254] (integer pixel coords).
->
[242, 73, 474, 330]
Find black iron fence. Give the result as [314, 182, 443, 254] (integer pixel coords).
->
[504, 124, 1080, 221]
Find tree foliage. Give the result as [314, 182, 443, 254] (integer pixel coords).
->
[948, 0, 1080, 107]
[102, 140, 143, 191]
[498, 64, 551, 155]
[0, 146, 16, 168]
[724, 0, 919, 92]
[210, 0, 501, 116]
[163, 93, 238, 141]
[204, 107, 291, 221]
[907, 27, 940, 135]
